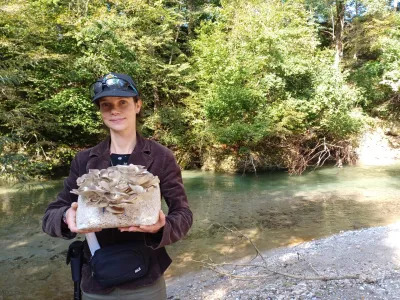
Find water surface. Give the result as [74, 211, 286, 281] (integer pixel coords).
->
[0, 164, 399, 299]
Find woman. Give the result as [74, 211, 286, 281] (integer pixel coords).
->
[42, 73, 193, 299]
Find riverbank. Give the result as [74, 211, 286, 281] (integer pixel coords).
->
[356, 125, 400, 166]
[167, 222, 400, 299]
[1, 165, 399, 299]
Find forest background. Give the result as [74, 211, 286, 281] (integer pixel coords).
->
[0, 0, 399, 181]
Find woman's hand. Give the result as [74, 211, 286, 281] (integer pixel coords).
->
[66, 202, 102, 234]
[119, 210, 166, 233]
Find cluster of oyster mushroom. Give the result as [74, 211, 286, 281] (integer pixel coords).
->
[71, 164, 159, 214]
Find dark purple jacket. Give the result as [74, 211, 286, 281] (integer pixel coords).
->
[42, 134, 193, 294]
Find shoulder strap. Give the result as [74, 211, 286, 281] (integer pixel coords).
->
[86, 233, 101, 255]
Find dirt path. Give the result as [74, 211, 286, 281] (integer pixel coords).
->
[167, 222, 400, 299]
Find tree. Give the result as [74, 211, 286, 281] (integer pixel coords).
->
[189, 0, 363, 172]
[306, 0, 392, 68]
[0, 0, 198, 179]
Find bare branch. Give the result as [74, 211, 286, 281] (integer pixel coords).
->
[197, 223, 360, 282]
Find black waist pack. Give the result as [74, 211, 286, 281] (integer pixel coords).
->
[89, 241, 150, 288]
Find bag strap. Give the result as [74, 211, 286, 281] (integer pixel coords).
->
[86, 233, 101, 255]
[80, 193, 101, 255]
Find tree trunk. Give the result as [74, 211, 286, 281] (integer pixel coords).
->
[333, 0, 345, 69]
[355, 0, 359, 16]
[187, 0, 195, 39]
[394, 0, 399, 11]
[153, 85, 160, 112]
[169, 25, 181, 65]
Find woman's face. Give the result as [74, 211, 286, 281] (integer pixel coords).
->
[98, 96, 142, 134]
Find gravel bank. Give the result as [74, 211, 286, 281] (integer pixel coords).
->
[167, 222, 400, 299]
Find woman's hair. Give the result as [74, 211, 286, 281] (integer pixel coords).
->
[134, 96, 144, 124]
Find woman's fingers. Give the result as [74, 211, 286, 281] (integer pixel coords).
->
[67, 202, 102, 234]
[66, 202, 78, 232]
[77, 228, 102, 234]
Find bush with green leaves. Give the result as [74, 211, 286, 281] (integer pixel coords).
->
[347, 12, 400, 118]
[190, 0, 363, 150]
[0, 0, 194, 180]
[38, 88, 103, 144]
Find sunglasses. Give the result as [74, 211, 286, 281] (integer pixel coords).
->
[90, 78, 139, 98]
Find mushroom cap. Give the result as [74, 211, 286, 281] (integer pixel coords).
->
[71, 164, 159, 214]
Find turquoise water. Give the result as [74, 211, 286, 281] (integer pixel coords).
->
[0, 164, 399, 299]
[168, 164, 400, 275]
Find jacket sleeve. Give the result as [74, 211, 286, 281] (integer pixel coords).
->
[42, 154, 80, 240]
[145, 149, 193, 249]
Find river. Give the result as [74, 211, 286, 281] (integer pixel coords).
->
[0, 164, 399, 299]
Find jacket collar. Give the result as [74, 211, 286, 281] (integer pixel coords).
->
[86, 133, 154, 172]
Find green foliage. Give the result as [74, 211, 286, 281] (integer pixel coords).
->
[350, 61, 390, 107]
[143, 107, 189, 146]
[0, 0, 398, 178]
[0, 0, 196, 179]
[348, 12, 400, 118]
[38, 88, 103, 143]
[378, 16, 400, 93]
[190, 0, 363, 148]
[0, 134, 51, 181]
